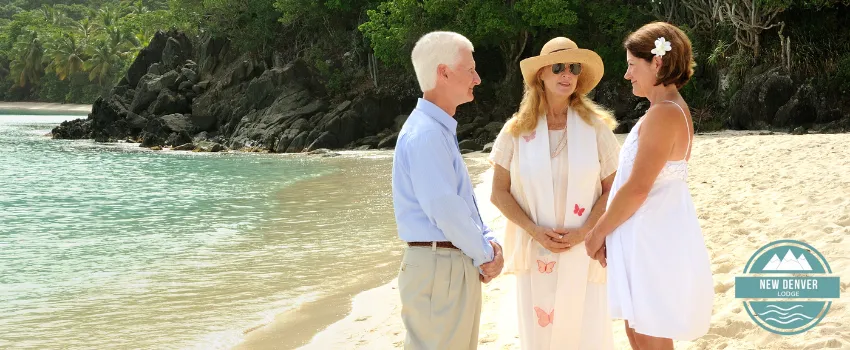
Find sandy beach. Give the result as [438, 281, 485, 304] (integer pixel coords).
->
[0, 102, 91, 115]
[293, 131, 850, 350]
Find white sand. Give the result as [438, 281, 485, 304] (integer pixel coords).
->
[295, 131, 850, 350]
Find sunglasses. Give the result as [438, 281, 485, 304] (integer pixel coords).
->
[552, 63, 582, 75]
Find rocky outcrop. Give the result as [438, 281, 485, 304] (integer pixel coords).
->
[52, 30, 429, 152]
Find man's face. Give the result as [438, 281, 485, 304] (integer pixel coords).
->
[442, 48, 481, 105]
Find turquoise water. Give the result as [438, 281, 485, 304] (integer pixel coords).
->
[0, 115, 401, 349]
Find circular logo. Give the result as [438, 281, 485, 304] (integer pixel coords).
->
[735, 240, 841, 335]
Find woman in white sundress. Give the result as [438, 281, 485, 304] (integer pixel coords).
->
[584, 22, 714, 350]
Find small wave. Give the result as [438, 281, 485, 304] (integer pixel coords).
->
[765, 317, 806, 325]
[765, 304, 804, 312]
[758, 310, 815, 320]
[778, 313, 814, 320]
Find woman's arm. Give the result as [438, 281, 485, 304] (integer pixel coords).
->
[585, 105, 683, 257]
[490, 164, 572, 253]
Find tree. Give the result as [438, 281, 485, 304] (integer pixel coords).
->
[44, 33, 85, 80]
[84, 39, 121, 84]
[9, 29, 44, 87]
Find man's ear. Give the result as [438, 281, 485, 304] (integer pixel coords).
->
[437, 64, 449, 81]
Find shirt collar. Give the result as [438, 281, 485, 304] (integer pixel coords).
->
[415, 98, 457, 135]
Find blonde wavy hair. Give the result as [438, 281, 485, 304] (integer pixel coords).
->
[505, 73, 617, 136]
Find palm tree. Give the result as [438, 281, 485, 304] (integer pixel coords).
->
[39, 6, 70, 28]
[75, 16, 97, 44]
[45, 34, 85, 80]
[96, 6, 122, 30]
[127, 0, 149, 15]
[85, 40, 121, 85]
[9, 30, 44, 87]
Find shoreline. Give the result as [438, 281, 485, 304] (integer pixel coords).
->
[0, 102, 92, 115]
[232, 153, 496, 350]
[293, 155, 514, 350]
[285, 132, 850, 350]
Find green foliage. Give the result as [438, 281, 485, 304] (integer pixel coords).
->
[834, 53, 850, 93]
[0, 0, 171, 102]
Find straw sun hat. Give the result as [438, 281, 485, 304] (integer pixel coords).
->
[519, 37, 604, 95]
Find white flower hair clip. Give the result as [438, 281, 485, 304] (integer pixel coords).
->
[651, 37, 672, 57]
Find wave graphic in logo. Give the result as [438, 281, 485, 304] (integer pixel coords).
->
[756, 304, 816, 326]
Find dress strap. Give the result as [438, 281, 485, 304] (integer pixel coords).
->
[661, 100, 691, 161]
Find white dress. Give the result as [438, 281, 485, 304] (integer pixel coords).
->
[605, 101, 714, 340]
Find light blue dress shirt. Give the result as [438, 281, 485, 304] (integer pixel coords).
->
[392, 98, 496, 268]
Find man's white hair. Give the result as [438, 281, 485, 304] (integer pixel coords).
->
[411, 31, 474, 92]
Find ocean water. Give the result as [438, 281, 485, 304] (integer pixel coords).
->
[0, 115, 402, 349]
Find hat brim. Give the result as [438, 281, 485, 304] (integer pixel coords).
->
[520, 49, 604, 95]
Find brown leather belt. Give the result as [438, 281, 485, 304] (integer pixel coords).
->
[407, 241, 459, 249]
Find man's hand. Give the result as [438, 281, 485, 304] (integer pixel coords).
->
[480, 241, 504, 283]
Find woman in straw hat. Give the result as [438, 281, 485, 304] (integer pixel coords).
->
[584, 22, 714, 349]
[488, 37, 619, 349]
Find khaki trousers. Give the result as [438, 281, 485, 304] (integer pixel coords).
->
[398, 246, 482, 350]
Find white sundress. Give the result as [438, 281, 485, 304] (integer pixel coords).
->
[605, 101, 714, 340]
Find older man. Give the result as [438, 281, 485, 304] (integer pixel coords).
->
[392, 31, 504, 350]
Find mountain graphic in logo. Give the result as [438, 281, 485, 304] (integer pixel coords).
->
[761, 249, 813, 271]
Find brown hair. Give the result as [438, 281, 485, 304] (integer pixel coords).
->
[506, 71, 617, 137]
[624, 22, 695, 89]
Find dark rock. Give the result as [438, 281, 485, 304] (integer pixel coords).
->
[483, 142, 494, 153]
[180, 68, 198, 84]
[162, 36, 192, 71]
[356, 145, 371, 150]
[818, 109, 843, 124]
[172, 143, 195, 151]
[285, 131, 309, 153]
[126, 30, 170, 88]
[728, 68, 795, 129]
[484, 121, 504, 136]
[149, 145, 163, 151]
[52, 119, 91, 139]
[194, 141, 224, 152]
[358, 135, 382, 148]
[189, 112, 217, 132]
[126, 112, 147, 130]
[149, 89, 190, 116]
[148, 63, 162, 75]
[791, 126, 807, 135]
[178, 81, 194, 92]
[140, 131, 164, 148]
[774, 85, 817, 127]
[131, 71, 179, 113]
[458, 139, 482, 151]
[457, 123, 477, 140]
[274, 128, 302, 153]
[378, 132, 399, 149]
[615, 119, 638, 134]
[394, 114, 409, 131]
[461, 149, 475, 154]
[159, 113, 194, 133]
[305, 132, 337, 151]
[165, 132, 192, 146]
